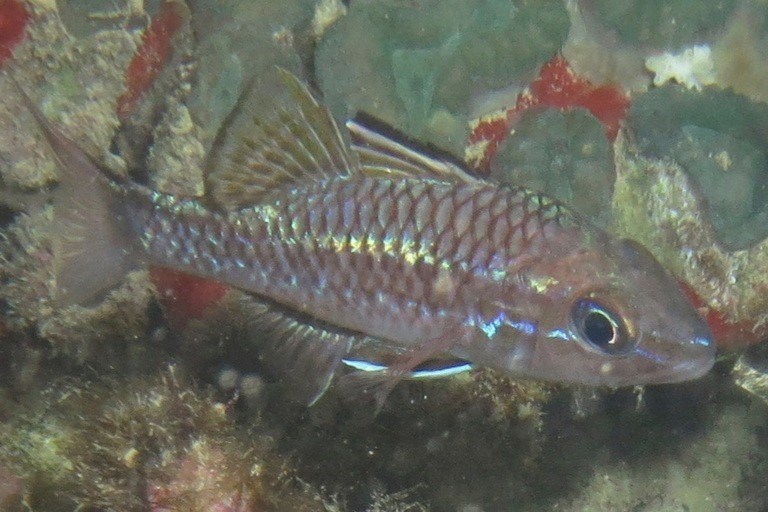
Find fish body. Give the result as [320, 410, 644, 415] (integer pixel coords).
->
[16, 71, 715, 403]
[128, 178, 564, 354]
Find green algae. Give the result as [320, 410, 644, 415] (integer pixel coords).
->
[490, 107, 613, 228]
[315, 0, 568, 153]
[627, 85, 768, 250]
[391, 33, 461, 135]
[186, 0, 311, 146]
[590, 0, 737, 48]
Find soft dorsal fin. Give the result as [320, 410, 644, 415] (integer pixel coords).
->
[347, 119, 480, 184]
[206, 68, 358, 210]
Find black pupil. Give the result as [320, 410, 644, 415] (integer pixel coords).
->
[583, 311, 615, 347]
[572, 299, 632, 354]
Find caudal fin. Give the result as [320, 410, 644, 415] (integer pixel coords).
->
[14, 83, 135, 305]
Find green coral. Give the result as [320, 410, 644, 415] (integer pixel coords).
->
[490, 107, 614, 228]
[627, 85, 768, 249]
[315, 0, 568, 153]
[590, 0, 737, 48]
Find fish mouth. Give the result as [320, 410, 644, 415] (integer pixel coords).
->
[667, 356, 715, 382]
[625, 330, 715, 385]
[657, 339, 716, 383]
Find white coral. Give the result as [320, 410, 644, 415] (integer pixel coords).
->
[645, 44, 717, 91]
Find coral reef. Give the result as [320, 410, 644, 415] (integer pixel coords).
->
[488, 107, 613, 227]
[0, 367, 328, 511]
[1, 0, 768, 510]
[116, 1, 188, 120]
[626, 85, 768, 250]
[587, 0, 736, 49]
[315, 0, 569, 153]
[466, 55, 629, 173]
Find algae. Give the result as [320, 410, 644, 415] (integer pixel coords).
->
[490, 107, 613, 228]
[627, 85, 768, 250]
[589, 0, 737, 48]
[315, 0, 568, 153]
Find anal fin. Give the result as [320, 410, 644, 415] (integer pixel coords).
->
[341, 358, 473, 379]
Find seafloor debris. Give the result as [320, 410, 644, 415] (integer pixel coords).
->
[732, 343, 768, 407]
[733, 356, 768, 408]
[645, 44, 717, 90]
[549, 401, 768, 512]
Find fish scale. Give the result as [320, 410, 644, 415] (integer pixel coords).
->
[125, 175, 568, 349]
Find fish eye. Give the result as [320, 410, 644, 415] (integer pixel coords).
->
[572, 299, 634, 355]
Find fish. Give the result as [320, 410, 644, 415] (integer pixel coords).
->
[10, 69, 715, 405]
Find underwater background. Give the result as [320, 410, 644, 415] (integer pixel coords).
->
[1, 0, 768, 510]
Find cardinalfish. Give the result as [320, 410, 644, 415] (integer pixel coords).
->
[12, 70, 714, 405]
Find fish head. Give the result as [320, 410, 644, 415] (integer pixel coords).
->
[507, 237, 715, 386]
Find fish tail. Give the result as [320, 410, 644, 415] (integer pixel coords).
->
[14, 83, 135, 305]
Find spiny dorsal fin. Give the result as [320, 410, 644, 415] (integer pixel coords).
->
[347, 119, 480, 184]
[206, 68, 357, 210]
